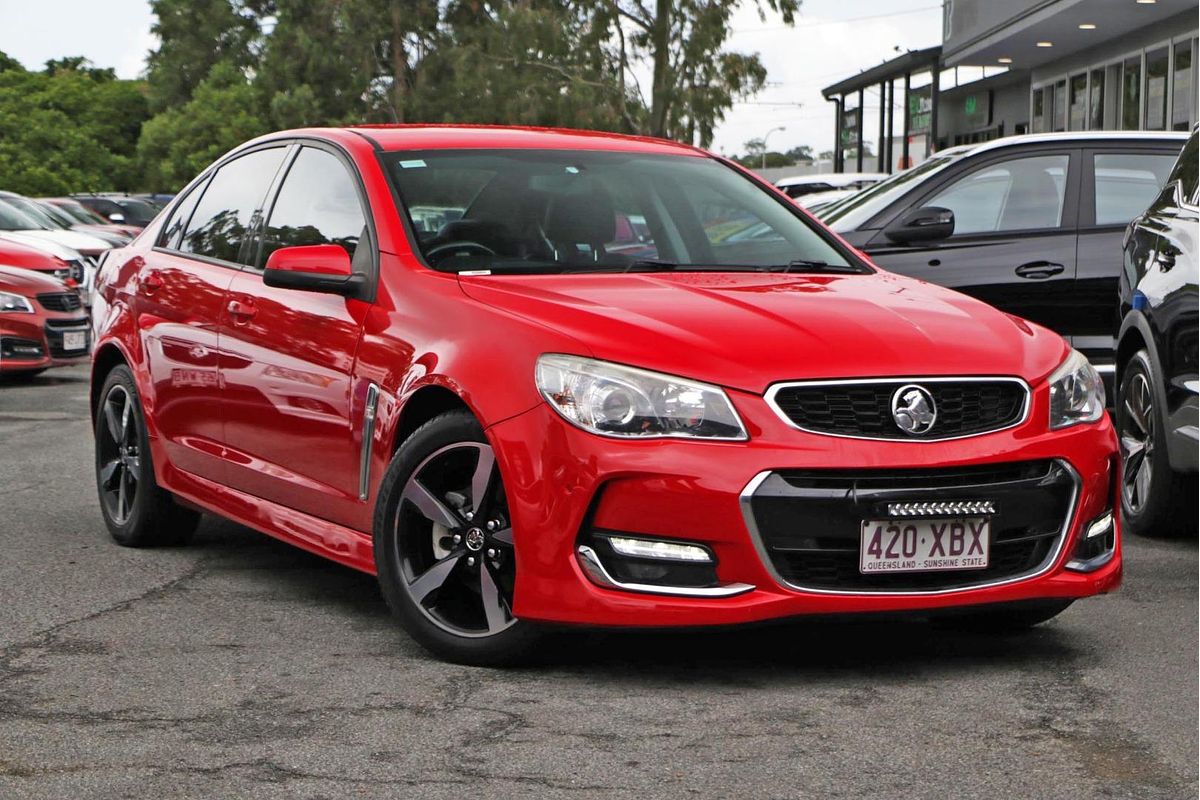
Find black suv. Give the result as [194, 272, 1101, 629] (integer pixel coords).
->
[817, 132, 1188, 386]
[1118, 127, 1198, 537]
[71, 195, 160, 229]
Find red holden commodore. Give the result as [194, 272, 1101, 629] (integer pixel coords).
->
[90, 126, 1120, 664]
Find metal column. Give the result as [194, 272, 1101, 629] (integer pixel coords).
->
[856, 87, 864, 173]
[902, 72, 910, 169]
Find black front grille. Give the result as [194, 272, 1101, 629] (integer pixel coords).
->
[37, 292, 82, 312]
[770, 379, 1027, 439]
[745, 460, 1076, 592]
[43, 321, 90, 358]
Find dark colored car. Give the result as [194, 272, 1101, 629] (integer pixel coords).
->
[72, 195, 160, 228]
[818, 132, 1188, 386]
[1117, 127, 1199, 537]
[0, 265, 90, 378]
[89, 125, 1120, 665]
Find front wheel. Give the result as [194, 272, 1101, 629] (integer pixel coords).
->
[1117, 349, 1193, 537]
[373, 411, 541, 665]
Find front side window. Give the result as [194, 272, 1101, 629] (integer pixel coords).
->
[259, 147, 368, 267]
[180, 147, 287, 264]
[385, 150, 858, 274]
[1093, 152, 1176, 225]
[926, 154, 1070, 235]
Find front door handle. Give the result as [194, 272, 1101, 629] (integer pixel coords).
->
[226, 298, 258, 323]
[1014, 261, 1065, 280]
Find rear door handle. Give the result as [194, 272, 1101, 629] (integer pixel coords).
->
[141, 271, 164, 294]
[226, 298, 258, 323]
[1014, 261, 1065, 280]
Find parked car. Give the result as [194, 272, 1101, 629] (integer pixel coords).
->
[0, 192, 131, 249]
[775, 171, 886, 199]
[0, 201, 105, 306]
[817, 132, 1188, 387]
[32, 198, 136, 244]
[1117, 126, 1198, 537]
[0, 265, 90, 378]
[41, 197, 142, 239]
[0, 238, 86, 287]
[72, 194, 160, 228]
[91, 126, 1119, 665]
[795, 187, 858, 212]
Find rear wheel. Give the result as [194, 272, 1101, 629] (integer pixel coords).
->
[1117, 350, 1193, 537]
[374, 411, 540, 665]
[95, 366, 200, 547]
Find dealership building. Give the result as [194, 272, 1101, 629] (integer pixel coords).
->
[823, 0, 1198, 173]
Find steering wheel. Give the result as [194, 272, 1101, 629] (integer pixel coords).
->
[426, 241, 497, 263]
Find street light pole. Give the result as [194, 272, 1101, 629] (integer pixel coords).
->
[762, 126, 786, 170]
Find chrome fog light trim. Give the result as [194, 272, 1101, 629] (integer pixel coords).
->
[576, 546, 753, 598]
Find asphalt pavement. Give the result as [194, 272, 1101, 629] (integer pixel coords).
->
[0, 364, 1196, 799]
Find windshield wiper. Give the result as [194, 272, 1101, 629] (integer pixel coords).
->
[776, 259, 865, 274]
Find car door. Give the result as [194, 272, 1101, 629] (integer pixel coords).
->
[1076, 144, 1180, 369]
[138, 146, 289, 481]
[861, 148, 1080, 338]
[219, 144, 375, 529]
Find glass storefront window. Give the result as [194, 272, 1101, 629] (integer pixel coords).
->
[1145, 47, 1169, 130]
[1053, 80, 1068, 131]
[1122, 56, 1142, 130]
[1069, 73, 1087, 130]
[1089, 69, 1105, 130]
[1173, 40, 1194, 131]
[1032, 87, 1047, 134]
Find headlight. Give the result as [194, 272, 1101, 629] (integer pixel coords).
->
[0, 291, 34, 313]
[1048, 348, 1105, 429]
[535, 354, 747, 440]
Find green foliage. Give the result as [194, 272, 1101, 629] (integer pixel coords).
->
[137, 62, 269, 191]
[0, 56, 148, 194]
[145, 0, 263, 112]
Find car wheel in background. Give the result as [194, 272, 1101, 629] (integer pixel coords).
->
[95, 365, 200, 546]
[374, 411, 541, 665]
[1117, 350, 1195, 537]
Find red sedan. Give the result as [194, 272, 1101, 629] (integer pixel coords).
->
[1, 265, 90, 377]
[89, 126, 1119, 664]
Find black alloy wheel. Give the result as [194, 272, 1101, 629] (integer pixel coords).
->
[94, 365, 200, 546]
[374, 411, 540, 665]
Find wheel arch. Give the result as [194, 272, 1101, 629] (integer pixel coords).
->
[1116, 311, 1160, 384]
[388, 381, 476, 457]
[90, 341, 132, 426]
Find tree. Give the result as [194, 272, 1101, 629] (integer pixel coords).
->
[145, 0, 264, 112]
[604, 0, 800, 146]
[137, 62, 269, 190]
[785, 144, 813, 162]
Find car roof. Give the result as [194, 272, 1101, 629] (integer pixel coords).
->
[775, 172, 887, 187]
[957, 131, 1187, 158]
[257, 124, 710, 157]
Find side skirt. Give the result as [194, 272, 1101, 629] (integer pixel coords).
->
[162, 462, 377, 576]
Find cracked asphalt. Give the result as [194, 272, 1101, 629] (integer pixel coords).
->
[0, 364, 1196, 799]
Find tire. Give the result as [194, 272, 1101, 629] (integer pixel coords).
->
[374, 410, 541, 666]
[94, 365, 200, 547]
[1116, 349, 1194, 538]
[934, 599, 1074, 632]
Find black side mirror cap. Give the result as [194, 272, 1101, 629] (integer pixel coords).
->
[885, 206, 955, 244]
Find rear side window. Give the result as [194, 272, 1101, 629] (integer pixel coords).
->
[258, 147, 368, 267]
[159, 182, 206, 250]
[180, 147, 287, 264]
[1093, 152, 1176, 225]
[926, 154, 1069, 235]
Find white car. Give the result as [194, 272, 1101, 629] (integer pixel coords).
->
[0, 198, 109, 306]
[774, 172, 887, 199]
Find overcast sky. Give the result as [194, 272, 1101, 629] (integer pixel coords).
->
[0, 0, 942, 157]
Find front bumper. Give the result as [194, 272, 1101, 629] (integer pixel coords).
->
[489, 385, 1121, 628]
[0, 313, 91, 372]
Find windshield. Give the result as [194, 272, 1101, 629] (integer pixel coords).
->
[385, 149, 862, 274]
[817, 150, 967, 231]
[0, 199, 50, 231]
[34, 201, 79, 229]
[53, 200, 108, 225]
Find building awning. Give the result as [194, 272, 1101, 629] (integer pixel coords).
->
[821, 47, 942, 99]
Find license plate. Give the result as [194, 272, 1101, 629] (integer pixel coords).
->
[860, 518, 990, 574]
[62, 331, 86, 352]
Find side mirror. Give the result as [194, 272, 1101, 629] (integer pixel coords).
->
[108, 212, 126, 223]
[884, 206, 955, 244]
[263, 244, 365, 296]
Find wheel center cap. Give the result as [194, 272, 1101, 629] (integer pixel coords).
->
[464, 528, 485, 552]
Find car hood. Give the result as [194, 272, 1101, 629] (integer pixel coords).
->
[0, 228, 111, 254]
[458, 270, 1069, 394]
[0, 264, 69, 294]
[0, 232, 83, 262]
[0, 240, 63, 270]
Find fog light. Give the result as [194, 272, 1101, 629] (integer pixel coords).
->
[607, 535, 714, 563]
[1067, 510, 1116, 572]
